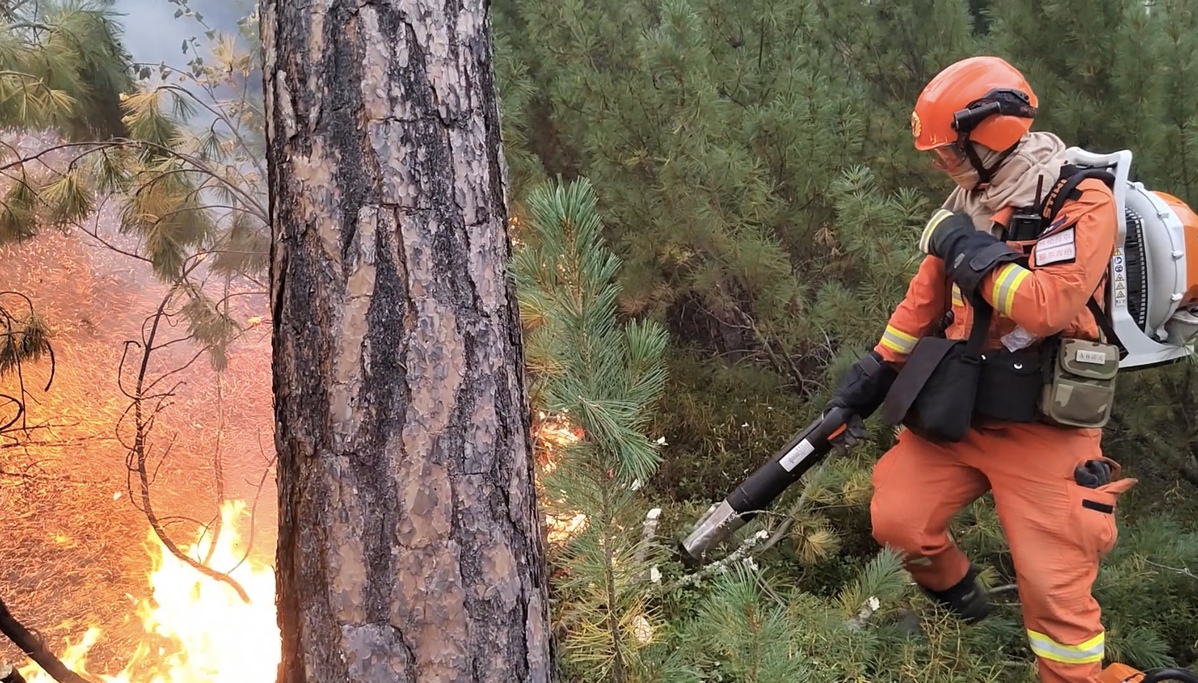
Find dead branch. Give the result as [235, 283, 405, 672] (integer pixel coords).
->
[226, 446, 276, 576]
[0, 594, 94, 683]
[114, 277, 252, 604]
[203, 332, 227, 567]
[661, 528, 772, 593]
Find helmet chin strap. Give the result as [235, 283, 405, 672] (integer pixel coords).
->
[962, 140, 1020, 192]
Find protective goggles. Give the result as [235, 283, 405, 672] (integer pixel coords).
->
[928, 143, 969, 172]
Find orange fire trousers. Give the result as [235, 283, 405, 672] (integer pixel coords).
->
[870, 421, 1136, 683]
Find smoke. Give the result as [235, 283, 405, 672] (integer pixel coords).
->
[109, 0, 262, 127]
[111, 0, 254, 67]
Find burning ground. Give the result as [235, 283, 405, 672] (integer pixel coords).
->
[0, 134, 279, 680]
[0, 133, 586, 680]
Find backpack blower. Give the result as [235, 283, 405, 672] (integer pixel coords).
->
[1065, 147, 1198, 369]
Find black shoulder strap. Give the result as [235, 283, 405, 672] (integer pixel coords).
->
[1041, 164, 1117, 226]
[963, 296, 993, 358]
[1087, 295, 1127, 360]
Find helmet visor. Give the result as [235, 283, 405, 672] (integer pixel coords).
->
[929, 143, 968, 172]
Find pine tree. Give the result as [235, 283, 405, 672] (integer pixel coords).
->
[0, 0, 133, 387]
[0, 0, 132, 143]
[493, 0, 1198, 675]
[0, 8, 268, 367]
[493, 0, 946, 505]
[804, 0, 980, 188]
[263, 0, 553, 678]
[984, 0, 1168, 162]
[1151, 0, 1198, 201]
[509, 176, 1037, 683]
[514, 177, 674, 681]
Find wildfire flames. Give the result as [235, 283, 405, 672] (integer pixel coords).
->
[19, 501, 279, 683]
[6, 414, 585, 683]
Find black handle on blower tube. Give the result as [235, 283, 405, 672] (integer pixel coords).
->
[676, 404, 856, 567]
[727, 404, 854, 514]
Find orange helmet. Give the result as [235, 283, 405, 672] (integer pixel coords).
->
[911, 56, 1038, 153]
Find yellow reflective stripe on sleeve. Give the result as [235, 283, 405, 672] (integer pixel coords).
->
[919, 209, 954, 253]
[989, 263, 1031, 316]
[1026, 630, 1104, 664]
[951, 284, 963, 306]
[879, 325, 917, 355]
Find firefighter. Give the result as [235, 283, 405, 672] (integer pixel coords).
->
[826, 55, 1136, 683]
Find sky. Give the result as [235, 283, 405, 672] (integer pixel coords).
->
[110, 0, 253, 69]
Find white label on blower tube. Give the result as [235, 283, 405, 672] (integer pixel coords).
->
[779, 439, 815, 471]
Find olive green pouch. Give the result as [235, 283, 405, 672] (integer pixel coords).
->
[1039, 338, 1119, 428]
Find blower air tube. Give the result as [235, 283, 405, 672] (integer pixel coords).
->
[676, 404, 854, 567]
[1143, 669, 1198, 683]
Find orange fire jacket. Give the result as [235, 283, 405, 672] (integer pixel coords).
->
[875, 177, 1119, 365]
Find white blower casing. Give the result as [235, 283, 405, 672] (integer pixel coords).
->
[1065, 147, 1198, 369]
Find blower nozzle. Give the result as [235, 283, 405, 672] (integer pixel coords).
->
[676, 404, 856, 567]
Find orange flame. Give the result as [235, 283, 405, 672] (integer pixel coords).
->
[10, 411, 586, 683]
[20, 500, 279, 683]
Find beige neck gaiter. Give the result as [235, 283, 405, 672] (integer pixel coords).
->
[940, 131, 1070, 235]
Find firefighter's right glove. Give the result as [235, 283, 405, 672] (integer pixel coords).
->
[919, 209, 1022, 298]
[825, 350, 898, 448]
[831, 413, 868, 452]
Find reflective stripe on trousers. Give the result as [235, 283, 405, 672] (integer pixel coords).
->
[1028, 629, 1104, 665]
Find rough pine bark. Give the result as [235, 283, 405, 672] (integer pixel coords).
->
[260, 0, 554, 680]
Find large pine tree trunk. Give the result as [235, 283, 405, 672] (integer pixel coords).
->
[260, 0, 554, 680]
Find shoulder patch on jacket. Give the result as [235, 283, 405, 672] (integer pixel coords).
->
[1033, 227, 1076, 266]
[1040, 215, 1069, 238]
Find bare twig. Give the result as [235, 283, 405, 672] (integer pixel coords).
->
[662, 528, 771, 592]
[115, 275, 251, 604]
[1144, 559, 1198, 580]
[225, 447, 276, 576]
[201, 279, 230, 566]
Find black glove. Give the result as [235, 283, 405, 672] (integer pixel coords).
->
[830, 412, 869, 453]
[825, 351, 898, 449]
[1074, 460, 1112, 488]
[919, 209, 1023, 298]
[827, 350, 898, 419]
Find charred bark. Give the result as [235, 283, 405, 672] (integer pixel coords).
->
[261, 0, 554, 681]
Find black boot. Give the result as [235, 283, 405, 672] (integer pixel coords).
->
[921, 566, 991, 624]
